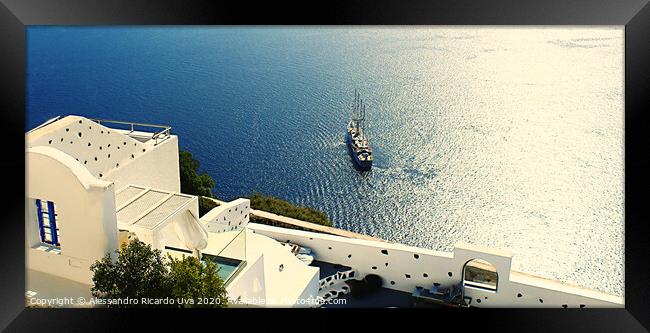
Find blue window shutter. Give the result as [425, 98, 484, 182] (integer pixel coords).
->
[35, 199, 46, 243]
[47, 201, 59, 246]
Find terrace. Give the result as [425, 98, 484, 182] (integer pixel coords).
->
[311, 261, 415, 308]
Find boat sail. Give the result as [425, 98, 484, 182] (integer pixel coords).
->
[346, 89, 373, 171]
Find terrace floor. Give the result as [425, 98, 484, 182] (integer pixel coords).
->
[311, 261, 417, 308]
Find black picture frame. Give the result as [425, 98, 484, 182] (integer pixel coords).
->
[1, 0, 648, 331]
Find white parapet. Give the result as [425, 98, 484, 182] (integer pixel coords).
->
[247, 223, 623, 308]
[200, 198, 250, 233]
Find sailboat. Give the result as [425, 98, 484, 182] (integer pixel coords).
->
[346, 89, 373, 171]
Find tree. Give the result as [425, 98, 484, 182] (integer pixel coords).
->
[90, 239, 229, 308]
[179, 150, 215, 198]
[90, 240, 169, 306]
[168, 255, 229, 308]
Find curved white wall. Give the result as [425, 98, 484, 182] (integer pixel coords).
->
[26, 146, 119, 285]
[201, 199, 250, 233]
[28, 116, 147, 180]
[249, 223, 623, 308]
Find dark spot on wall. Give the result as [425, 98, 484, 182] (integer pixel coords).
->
[142, 149, 146, 152]
[381, 250, 388, 255]
[405, 274, 411, 278]
[414, 254, 419, 259]
[116, 163, 119, 167]
[131, 154, 134, 158]
[347, 254, 352, 258]
[448, 272, 453, 277]
[385, 262, 389, 267]
[88, 142, 91, 146]
[476, 299, 481, 303]
[108, 154, 111, 158]
[433, 282, 440, 287]
[99, 173, 102, 177]
[66, 128, 69, 132]
[372, 266, 377, 270]
[579, 304, 585, 308]
[84, 160, 87, 164]
[328, 247, 332, 250]
[107, 144, 110, 147]
[78, 132, 82, 137]
[423, 273, 428, 278]
[48, 140, 52, 144]
[562, 304, 568, 308]
[390, 281, 395, 285]
[99, 146, 102, 150]
[60, 138, 63, 142]
[517, 293, 522, 298]
[94, 157, 98, 161]
[78, 120, 82, 124]
[539, 299, 544, 303]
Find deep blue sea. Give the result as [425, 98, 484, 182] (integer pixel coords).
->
[27, 27, 624, 296]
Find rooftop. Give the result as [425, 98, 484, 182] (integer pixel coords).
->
[116, 185, 194, 230]
[26, 116, 173, 180]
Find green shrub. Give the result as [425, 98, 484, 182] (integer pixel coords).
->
[179, 150, 215, 198]
[90, 239, 228, 308]
[168, 255, 228, 308]
[90, 240, 169, 305]
[248, 192, 331, 227]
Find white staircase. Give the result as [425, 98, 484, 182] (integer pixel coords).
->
[317, 269, 359, 302]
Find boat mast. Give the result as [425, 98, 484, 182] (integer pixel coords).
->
[361, 103, 366, 135]
[361, 104, 366, 138]
[357, 99, 362, 133]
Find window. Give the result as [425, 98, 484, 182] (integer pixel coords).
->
[35, 199, 60, 247]
[463, 259, 498, 292]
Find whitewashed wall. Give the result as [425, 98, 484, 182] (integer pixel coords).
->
[248, 223, 623, 308]
[201, 199, 250, 233]
[105, 136, 180, 192]
[27, 116, 180, 192]
[227, 253, 267, 307]
[26, 146, 119, 285]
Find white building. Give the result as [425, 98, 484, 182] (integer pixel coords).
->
[25, 116, 623, 308]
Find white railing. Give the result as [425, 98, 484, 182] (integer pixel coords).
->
[89, 118, 172, 145]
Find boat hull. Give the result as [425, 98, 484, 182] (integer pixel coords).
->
[346, 131, 373, 171]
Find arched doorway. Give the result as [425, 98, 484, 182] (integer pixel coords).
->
[462, 259, 498, 291]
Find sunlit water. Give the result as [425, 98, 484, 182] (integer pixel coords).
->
[27, 27, 624, 296]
